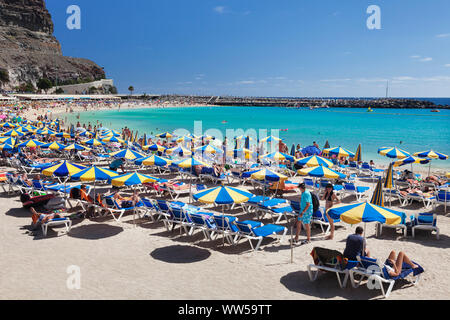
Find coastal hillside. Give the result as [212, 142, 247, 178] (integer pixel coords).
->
[0, 0, 105, 90]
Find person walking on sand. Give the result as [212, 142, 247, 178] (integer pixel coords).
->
[294, 182, 313, 244]
[321, 184, 340, 240]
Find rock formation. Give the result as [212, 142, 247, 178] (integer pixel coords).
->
[0, 0, 105, 90]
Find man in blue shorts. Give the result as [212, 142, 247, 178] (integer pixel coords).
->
[294, 182, 312, 244]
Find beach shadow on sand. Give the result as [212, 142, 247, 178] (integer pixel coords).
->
[5, 207, 31, 218]
[279, 270, 414, 300]
[150, 245, 211, 263]
[68, 223, 123, 240]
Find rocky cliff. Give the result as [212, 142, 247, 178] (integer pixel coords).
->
[0, 0, 105, 90]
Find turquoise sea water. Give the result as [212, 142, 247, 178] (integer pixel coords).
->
[62, 106, 450, 169]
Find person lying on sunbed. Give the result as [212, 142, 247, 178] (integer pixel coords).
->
[21, 173, 33, 187]
[113, 190, 141, 207]
[30, 207, 64, 228]
[384, 250, 424, 277]
[399, 187, 433, 198]
[425, 175, 446, 186]
[161, 181, 190, 190]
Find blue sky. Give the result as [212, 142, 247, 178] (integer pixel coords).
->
[46, 0, 450, 97]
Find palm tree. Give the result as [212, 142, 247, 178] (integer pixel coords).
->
[128, 86, 134, 96]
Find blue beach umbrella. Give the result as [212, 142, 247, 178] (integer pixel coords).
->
[301, 145, 321, 156]
[71, 166, 119, 182]
[295, 155, 334, 168]
[193, 185, 254, 205]
[393, 156, 431, 167]
[109, 148, 145, 160]
[370, 178, 384, 207]
[111, 172, 159, 187]
[41, 160, 86, 178]
[413, 150, 448, 160]
[135, 155, 172, 167]
[297, 165, 346, 179]
[323, 146, 355, 158]
[328, 202, 405, 225]
[378, 147, 410, 159]
[413, 149, 448, 176]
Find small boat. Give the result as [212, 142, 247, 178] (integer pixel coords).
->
[221, 120, 228, 124]
[431, 109, 440, 113]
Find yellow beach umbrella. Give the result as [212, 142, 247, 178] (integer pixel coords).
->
[295, 155, 334, 168]
[297, 165, 346, 179]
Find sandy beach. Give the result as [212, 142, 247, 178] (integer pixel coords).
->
[1, 162, 449, 300]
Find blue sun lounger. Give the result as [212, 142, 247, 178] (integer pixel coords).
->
[349, 255, 423, 298]
[234, 221, 287, 251]
[342, 183, 370, 201]
[411, 212, 439, 239]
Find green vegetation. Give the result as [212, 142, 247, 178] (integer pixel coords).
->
[16, 82, 36, 93]
[36, 78, 52, 93]
[128, 86, 134, 96]
[55, 87, 65, 94]
[0, 69, 9, 88]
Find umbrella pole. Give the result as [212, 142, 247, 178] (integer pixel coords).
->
[290, 225, 294, 263]
[222, 205, 225, 247]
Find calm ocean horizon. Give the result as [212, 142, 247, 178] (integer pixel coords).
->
[62, 105, 450, 170]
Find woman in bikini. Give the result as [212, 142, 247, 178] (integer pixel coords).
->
[321, 184, 340, 240]
[384, 251, 424, 277]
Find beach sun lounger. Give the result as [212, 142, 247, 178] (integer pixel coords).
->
[341, 183, 370, 201]
[307, 247, 359, 288]
[349, 256, 423, 298]
[41, 217, 72, 237]
[411, 212, 439, 239]
[405, 192, 436, 209]
[234, 221, 287, 251]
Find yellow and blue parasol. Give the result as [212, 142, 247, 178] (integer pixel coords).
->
[109, 148, 145, 160]
[260, 136, 281, 143]
[370, 178, 384, 207]
[0, 137, 15, 145]
[250, 168, 288, 182]
[0, 143, 14, 151]
[327, 202, 405, 225]
[71, 166, 119, 182]
[40, 141, 67, 150]
[82, 138, 105, 146]
[135, 155, 172, 167]
[156, 132, 173, 139]
[102, 136, 125, 143]
[384, 162, 394, 189]
[413, 150, 448, 160]
[297, 165, 346, 179]
[143, 144, 166, 152]
[194, 144, 223, 154]
[323, 146, 355, 158]
[392, 156, 431, 167]
[193, 185, 254, 205]
[295, 155, 333, 168]
[64, 143, 91, 151]
[2, 129, 24, 137]
[111, 172, 159, 187]
[165, 146, 192, 157]
[16, 139, 44, 148]
[378, 147, 410, 159]
[354, 144, 362, 162]
[42, 160, 86, 177]
[260, 152, 294, 162]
